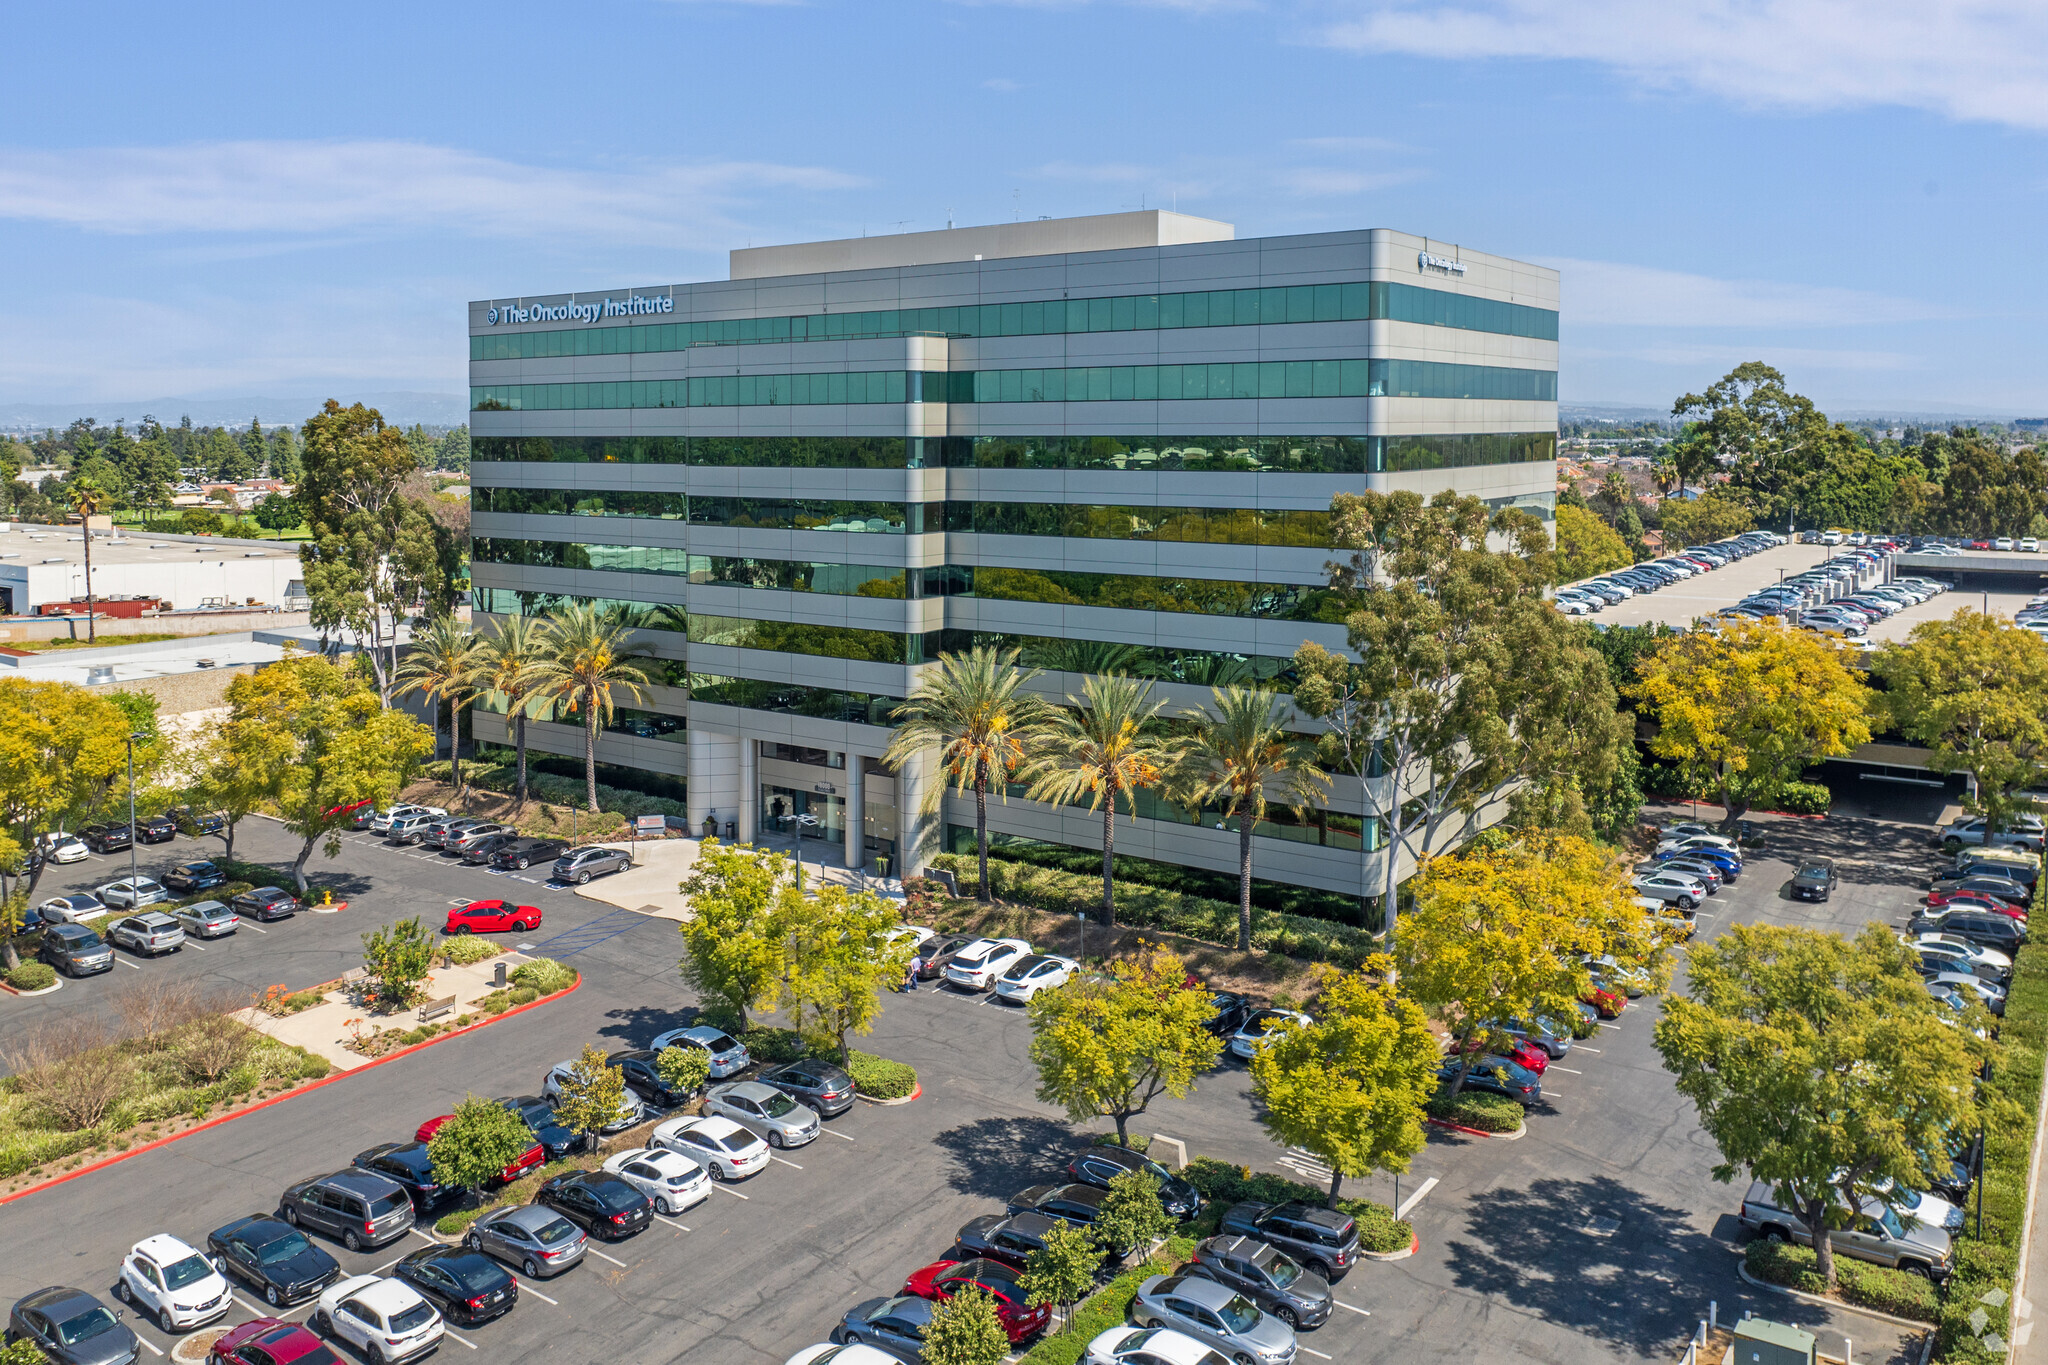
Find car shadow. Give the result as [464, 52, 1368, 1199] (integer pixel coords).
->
[931, 1116, 1082, 1198]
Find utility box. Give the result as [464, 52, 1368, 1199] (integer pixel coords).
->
[1726, 1317, 1815, 1365]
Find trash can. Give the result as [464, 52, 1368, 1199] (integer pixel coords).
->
[493, 961, 508, 989]
[725, 820, 737, 840]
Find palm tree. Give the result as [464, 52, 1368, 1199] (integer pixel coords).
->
[1019, 673, 1183, 928]
[472, 614, 557, 808]
[1177, 687, 1330, 950]
[67, 478, 107, 643]
[393, 617, 483, 798]
[527, 602, 660, 813]
[884, 646, 1049, 903]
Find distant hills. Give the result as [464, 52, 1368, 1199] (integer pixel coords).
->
[0, 391, 469, 433]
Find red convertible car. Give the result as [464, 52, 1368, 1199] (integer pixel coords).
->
[444, 898, 542, 934]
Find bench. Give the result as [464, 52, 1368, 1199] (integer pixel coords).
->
[340, 967, 369, 985]
[418, 995, 458, 1022]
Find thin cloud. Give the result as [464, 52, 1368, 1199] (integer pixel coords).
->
[981, 77, 1026, 91]
[0, 140, 864, 246]
[1572, 342, 1914, 373]
[1545, 257, 1963, 329]
[1312, 0, 2048, 131]
[1274, 166, 1426, 195]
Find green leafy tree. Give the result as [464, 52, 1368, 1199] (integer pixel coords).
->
[654, 1044, 711, 1097]
[361, 916, 434, 1006]
[1018, 672, 1183, 927]
[677, 841, 791, 1029]
[780, 882, 907, 1066]
[1175, 687, 1328, 950]
[393, 617, 482, 797]
[883, 646, 1049, 901]
[1660, 492, 1757, 547]
[1096, 1167, 1173, 1259]
[435, 426, 470, 473]
[1250, 961, 1440, 1208]
[1019, 1220, 1102, 1331]
[1655, 923, 1987, 1288]
[0, 678, 130, 908]
[551, 1043, 631, 1148]
[269, 425, 302, 482]
[527, 601, 660, 812]
[1630, 618, 1871, 825]
[1553, 504, 1632, 583]
[252, 492, 300, 538]
[471, 615, 557, 808]
[1671, 362, 1825, 497]
[127, 439, 179, 525]
[427, 1094, 537, 1191]
[1027, 946, 1223, 1145]
[919, 1285, 1009, 1365]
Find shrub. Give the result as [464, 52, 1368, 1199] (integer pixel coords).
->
[655, 1045, 711, 1097]
[296, 1053, 332, 1080]
[438, 936, 502, 967]
[845, 1050, 917, 1100]
[361, 917, 434, 1007]
[424, 758, 686, 822]
[1180, 1157, 1412, 1255]
[1742, 1239, 1938, 1321]
[1426, 1091, 1525, 1133]
[508, 987, 539, 1006]
[6, 962, 56, 991]
[1774, 780, 1832, 815]
[428, 1094, 539, 1189]
[511, 958, 577, 996]
[1093, 1132, 1152, 1153]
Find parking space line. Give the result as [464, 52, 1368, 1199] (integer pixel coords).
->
[769, 1155, 803, 1169]
[135, 1338, 164, 1357]
[1333, 1301, 1372, 1317]
[232, 1293, 271, 1319]
[820, 1127, 856, 1142]
[1299, 1348, 1333, 1360]
[513, 1278, 558, 1305]
[412, 1228, 439, 1244]
[652, 1214, 690, 1231]
[713, 1184, 750, 1199]
[1597, 1023, 1621, 1031]
[1573, 1046, 1600, 1053]
[586, 1246, 628, 1267]
[115, 955, 143, 969]
[1395, 1176, 1438, 1220]
[184, 941, 207, 951]
[442, 1329, 478, 1350]
[1548, 1065, 1582, 1074]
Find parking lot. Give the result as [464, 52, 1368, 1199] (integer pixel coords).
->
[0, 792, 1968, 1364]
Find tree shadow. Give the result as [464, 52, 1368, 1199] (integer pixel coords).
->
[931, 1115, 1082, 1199]
[1441, 1173, 1842, 1356]
[596, 1002, 709, 1046]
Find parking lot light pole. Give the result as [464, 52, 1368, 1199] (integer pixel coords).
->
[125, 731, 143, 884]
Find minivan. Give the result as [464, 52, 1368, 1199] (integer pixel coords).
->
[279, 1170, 417, 1251]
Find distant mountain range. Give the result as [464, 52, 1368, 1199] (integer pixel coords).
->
[0, 392, 469, 433]
[1562, 401, 2032, 428]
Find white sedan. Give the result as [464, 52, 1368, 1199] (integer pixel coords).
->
[650, 1115, 770, 1181]
[993, 953, 1080, 1004]
[786, 1345, 901, 1365]
[116, 1234, 231, 1334]
[96, 878, 168, 909]
[1228, 1007, 1312, 1061]
[883, 924, 935, 953]
[315, 1276, 442, 1364]
[601, 1146, 711, 1215]
[39, 833, 90, 864]
[1083, 1324, 1222, 1365]
[943, 937, 1033, 990]
[34, 893, 105, 925]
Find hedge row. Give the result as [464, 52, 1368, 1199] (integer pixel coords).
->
[1180, 1156, 1411, 1255]
[930, 852, 1377, 969]
[1426, 1091, 1525, 1133]
[1021, 1236, 1199, 1365]
[1743, 1239, 1939, 1323]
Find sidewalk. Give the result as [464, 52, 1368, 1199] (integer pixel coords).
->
[235, 953, 533, 1071]
[571, 833, 905, 920]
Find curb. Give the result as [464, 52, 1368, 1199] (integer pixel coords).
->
[1360, 1230, 1419, 1262]
[0, 975, 63, 998]
[1734, 1262, 1938, 1331]
[0, 975, 582, 1207]
[858, 1082, 922, 1106]
[1426, 1117, 1526, 1141]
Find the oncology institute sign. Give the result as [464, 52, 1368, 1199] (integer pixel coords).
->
[486, 295, 674, 326]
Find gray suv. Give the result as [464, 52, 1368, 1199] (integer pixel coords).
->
[39, 923, 114, 977]
[279, 1170, 416, 1251]
[1740, 1179, 1951, 1281]
[553, 845, 631, 884]
[1218, 1202, 1361, 1280]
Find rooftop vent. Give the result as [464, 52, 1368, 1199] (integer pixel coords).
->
[85, 665, 115, 685]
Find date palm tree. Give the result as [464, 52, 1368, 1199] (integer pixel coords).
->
[1177, 687, 1330, 950]
[528, 602, 660, 813]
[472, 613, 557, 809]
[1019, 672, 1183, 928]
[884, 646, 1049, 903]
[393, 617, 483, 799]
[67, 477, 107, 643]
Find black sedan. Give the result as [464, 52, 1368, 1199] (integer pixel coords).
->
[136, 814, 178, 844]
[1004, 1183, 1107, 1231]
[489, 838, 567, 871]
[7, 1286, 140, 1365]
[499, 1096, 582, 1161]
[170, 806, 227, 837]
[78, 823, 132, 854]
[461, 833, 521, 866]
[1204, 989, 1251, 1038]
[231, 887, 300, 921]
[353, 1142, 452, 1213]
[206, 1214, 342, 1308]
[1065, 1144, 1202, 1219]
[536, 1170, 652, 1240]
[608, 1049, 696, 1111]
[162, 860, 227, 894]
[953, 1212, 1061, 1271]
[391, 1246, 518, 1327]
[756, 1059, 857, 1118]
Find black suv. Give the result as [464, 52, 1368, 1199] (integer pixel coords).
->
[490, 838, 567, 871]
[206, 1214, 342, 1307]
[1065, 1145, 1202, 1219]
[1005, 1184, 1109, 1233]
[353, 1142, 453, 1213]
[1186, 1234, 1333, 1329]
[163, 860, 227, 894]
[170, 806, 227, 837]
[1912, 908, 2025, 952]
[278, 1169, 416, 1251]
[1218, 1201, 1362, 1280]
[136, 814, 178, 844]
[607, 1049, 695, 1111]
[1790, 858, 1838, 902]
[78, 822, 131, 853]
[953, 1212, 1061, 1271]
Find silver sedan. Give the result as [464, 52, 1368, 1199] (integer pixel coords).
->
[703, 1080, 821, 1149]
[464, 1204, 587, 1279]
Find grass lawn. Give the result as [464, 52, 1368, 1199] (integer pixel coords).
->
[11, 632, 190, 651]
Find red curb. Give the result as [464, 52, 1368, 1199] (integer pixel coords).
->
[0, 974, 582, 1208]
[1426, 1116, 1523, 1139]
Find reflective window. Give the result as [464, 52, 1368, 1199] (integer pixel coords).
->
[688, 613, 906, 664]
[951, 502, 1333, 548]
[965, 566, 1343, 622]
[688, 674, 904, 727]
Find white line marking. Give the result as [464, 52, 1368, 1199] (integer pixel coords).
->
[135, 1338, 164, 1357]
[769, 1155, 804, 1169]
[1573, 1046, 1600, 1053]
[1548, 1065, 1582, 1074]
[442, 1329, 478, 1350]
[232, 1293, 271, 1318]
[241, 922, 267, 933]
[513, 1278, 557, 1305]
[713, 1183, 750, 1199]
[652, 1214, 690, 1230]
[1333, 1301, 1372, 1317]
[820, 1127, 856, 1142]
[586, 1246, 628, 1267]
[1299, 1348, 1333, 1360]
[411, 1227, 439, 1244]
[116, 956, 143, 970]
[1395, 1176, 1439, 1220]
[1597, 1023, 1622, 1031]
[184, 942, 207, 951]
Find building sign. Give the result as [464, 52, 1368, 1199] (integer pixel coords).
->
[486, 295, 674, 326]
[1417, 251, 1467, 277]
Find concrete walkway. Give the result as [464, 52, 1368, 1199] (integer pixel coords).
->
[572, 834, 905, 920]
[235, 953, 533, 1071]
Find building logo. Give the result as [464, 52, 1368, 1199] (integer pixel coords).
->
[486, 296, 675, 326]
[1418, 251, 1467, 277]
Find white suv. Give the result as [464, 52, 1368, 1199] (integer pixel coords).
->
[1939, 815, 2044, 853]
[316, 1276, 443, 1364]
[370, 803, 446, 834]
[117, 1234, 231, 1333]
[944, 937, 1033, 990]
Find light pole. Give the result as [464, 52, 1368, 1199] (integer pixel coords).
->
[124, 731, 144, 885]
[1077, 911, 1086, 963]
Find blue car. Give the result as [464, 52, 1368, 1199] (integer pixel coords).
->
[1657, 844, 1741, 881]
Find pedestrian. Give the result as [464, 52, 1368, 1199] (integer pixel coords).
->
[904, 954, 922, 993]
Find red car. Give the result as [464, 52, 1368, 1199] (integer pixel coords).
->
[444, 898, 542, 934]
[1581, 985, 1626, 1019]
[1970, 539, 1993, 550]
[209, 1318, 339, 1365]
[416, 1115, 545, 1183]
[1925, 888, 2025, 915]
[1454, 1035, 1548, 1074]
[902, 1258, 1050, 1343]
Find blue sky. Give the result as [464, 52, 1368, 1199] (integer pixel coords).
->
[5, 0, 2045, 418]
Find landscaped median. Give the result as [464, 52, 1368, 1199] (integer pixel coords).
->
[1425, 1090, 1526, 1136]
[1021, 1235, 1200, 1365]
[1179, 1157, 1415, 1255]
[1742, 1239, 1939, 1323]
[727, 1025, 919, 1101]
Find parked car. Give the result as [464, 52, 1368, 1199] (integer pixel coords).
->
[232, 887, 300, 921]
[552, 844, 631, 883]
[953, 1212, 1062, 1272]
[992, 952, 1080, 1003]
[1129, 1273, 1297, 1365]
[6, 1286, 141, 1365]
[1203, 989, 1252, 1039]
[38, 832, 90, 864]
[418, 817, 488, 850]
[444, 821, 515, 854]
[96, 878, 168, 910]
[534, 1065, 647, 1133]
[1907, 933, 2013, 983]
[115, 1234, 231, 1333]
[1909, 906, 2026, 951]
[704, 1079, 822, 1147]
[207, 1319, 336, 1365]
[1790, 858, 1839, 901]
[536, 1169, 653, 1241]
[1185, 1234, 1332, 1329]
[416, 1113, 549, 1180]
[1438, 1054, 1544, 1102]
[755, 1059, 857, 1118]
[650, 1115, 770, 1180]
[1082, 1325, 1248, 1365]
[277, 1169, 417, 1251]
[943, 937, 1034, 991]
[107, 913, 185, 956]
[497, 1096, 583, 1161]
[1487, 1016, 1575, 1059]
[1651, 857, 1722, 894]
[1633, 870, 1707, 910]
[1450, 1034, 1550, 1075]
[205, 1215, 342, 1309]
[461, 833, 522, 866]
[607, 1048, 697, 1111]
[312, 1276, 442, 1364]
[173, 900, 240, 939]
[443, 898, 541, 935]
[383, 812, 439, 845]
[600, 1147, 711, 1215]
[900, 1258, 1049, 1343]
[1938, 815, 2045, 853]
[34, 892, 105, 924]
[169, 806, 228, 838]
[832, 1294, 936, 1361]
[135, 814, 178, 844]
[463, 1205, 587, 1279]
[1065, 1145, 1203, 1219]
[390, 1246, 517, 1328]
[912, 933, 978, 980]
[489, 838, 568, 871]
[368, 804, 446, 834]
[1739, 1180, 1951, 1281]
[1928, 871, 2032, 906]
[647, 1024, 752, 1079]
[1924, 885, 2027, 917]
[38, 922, 114, 976]
[78, 823, 132, 854]
[162, 860, 226, 894]
[1228, 1008, 1312, 1062]
[1006, 1184, 1110, 1236]
[353, 1142, 453, 1213]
